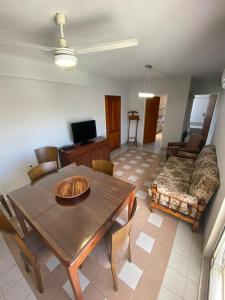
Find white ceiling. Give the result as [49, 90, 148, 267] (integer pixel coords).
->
[0, 0, 225, 80]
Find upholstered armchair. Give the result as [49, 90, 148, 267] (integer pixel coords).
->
[166, 134, 205, 160]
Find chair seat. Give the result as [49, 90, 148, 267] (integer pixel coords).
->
[22, 231, 53, 264]
[90, 221, 128, 269]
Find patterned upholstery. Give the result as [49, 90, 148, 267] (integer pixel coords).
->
[189, 145, 220, 205]
[152, 145, 219, 218]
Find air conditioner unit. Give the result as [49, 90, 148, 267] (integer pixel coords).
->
[222, 69, 225, 89]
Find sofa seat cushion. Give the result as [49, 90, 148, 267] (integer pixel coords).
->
[153, 175, 198, 217]
[160, 156, 194, 183]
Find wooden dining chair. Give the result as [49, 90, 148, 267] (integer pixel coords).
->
[28, 161, 58, 183]
[35, 146, 59, 168]
[90, 197, 137, 291]
[0, 208, 53, 293]
[0, 194, 12, 218]
[92, 159, 115, 176]
[110, 198, 137, 291]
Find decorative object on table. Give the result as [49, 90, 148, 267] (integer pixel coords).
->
[166, 134, 205, 160]
[92, 160, 114, 176]
[35, 146, 59, 168]
[127, 111, 140, 146]
[54, 176, 90, 200]
[28, 161, 58, 183]
[138, 64, 155, 98]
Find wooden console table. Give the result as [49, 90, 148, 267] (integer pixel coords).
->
[59, 137, 110, 167]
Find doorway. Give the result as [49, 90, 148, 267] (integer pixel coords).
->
[105, 95, 121, 151]
[143, 96, 167, 149]
[188, 94, 217, 141]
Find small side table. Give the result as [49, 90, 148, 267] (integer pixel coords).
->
[127, 111, 140, 146]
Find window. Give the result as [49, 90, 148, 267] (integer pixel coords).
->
[208, 229, 225, 300]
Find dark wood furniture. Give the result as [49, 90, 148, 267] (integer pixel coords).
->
[127, 111, 140, 146]
[28, 161, 58, 183]
[92, 159, 114, 176]
[0, 208, 53, 293]
[110, 197, 137, 291]
[143, 97, 160, 144]
[59, 137, 110, 168]
[105, 95, 121, 151]
[7, 164, 135, 300]
[35, 146, 59, 168]
[166, 134, 205, 160]
[0, 195, 12, 218]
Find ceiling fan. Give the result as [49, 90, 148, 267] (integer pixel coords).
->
[0, 12, 138, 69]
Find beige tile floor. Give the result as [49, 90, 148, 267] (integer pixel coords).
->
[0, 146, 203, 300]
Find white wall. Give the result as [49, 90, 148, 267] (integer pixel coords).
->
[128, 76, 191, 146]
[0, 57, 129, 194]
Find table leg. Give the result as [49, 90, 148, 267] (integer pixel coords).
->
[11, 202, 29, 235]
[128, 191, 135, 220]
[67, 264, 83, 300]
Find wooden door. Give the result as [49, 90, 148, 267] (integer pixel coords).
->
[105, 95, 121, 151]
[201, 94, 217, 140]
[143, 97, 160, 144]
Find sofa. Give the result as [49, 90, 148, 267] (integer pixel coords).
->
[150, 145, 220, 231]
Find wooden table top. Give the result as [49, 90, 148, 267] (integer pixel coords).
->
[7, 164, 135, 265]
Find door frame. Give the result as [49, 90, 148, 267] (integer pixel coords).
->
[105, 95, 121, 151]
[143, 96, 160, 144]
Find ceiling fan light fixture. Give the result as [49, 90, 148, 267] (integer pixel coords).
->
[54, 54, 77, 68]
[54, 48, 77, 68]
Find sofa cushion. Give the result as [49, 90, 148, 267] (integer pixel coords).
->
[153, 174, 198, 217]
[160, 156, 194, 183]
[190, 145, 220, 204]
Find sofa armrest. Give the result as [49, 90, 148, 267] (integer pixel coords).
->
[180, 147, 200, 153]
[177, 151, 198, 159]
[167, 142, 186, 148]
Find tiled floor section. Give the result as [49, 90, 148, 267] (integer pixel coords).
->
[0, 147, 203, 300]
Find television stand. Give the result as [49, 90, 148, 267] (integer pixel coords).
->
[59, 137, 110, 168]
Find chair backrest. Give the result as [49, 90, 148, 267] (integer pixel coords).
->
[0, 208, 36, 263]
[35, 146, 59, 168]
[187, 135, 205, 150]
[0, 208, 16, 235]
[111, 198, 137, 254]
[28, 161, 58, 183]
[92, 160, 114, 176]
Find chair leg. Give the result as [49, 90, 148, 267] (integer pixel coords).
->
[191, 221, 199, 232]
[0, 195, 12, 218]
[24, 261, 30, 273]
[128, 236, 132, 263]
[110, 255, 118, 291]
[33, 264, 43, 293]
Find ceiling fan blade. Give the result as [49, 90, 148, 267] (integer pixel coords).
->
[74, 38, 138, 55]
[0, 38, 54, 52]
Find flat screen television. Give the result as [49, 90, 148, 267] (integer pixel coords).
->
[71, 120, 97, 144]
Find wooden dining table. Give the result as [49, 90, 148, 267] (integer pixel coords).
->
[7, 163, 135, 300]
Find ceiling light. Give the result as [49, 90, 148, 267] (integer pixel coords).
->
[138, 65, 155, 98]
[138, 92, 155, 98]
[54, 48, 77, 68]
